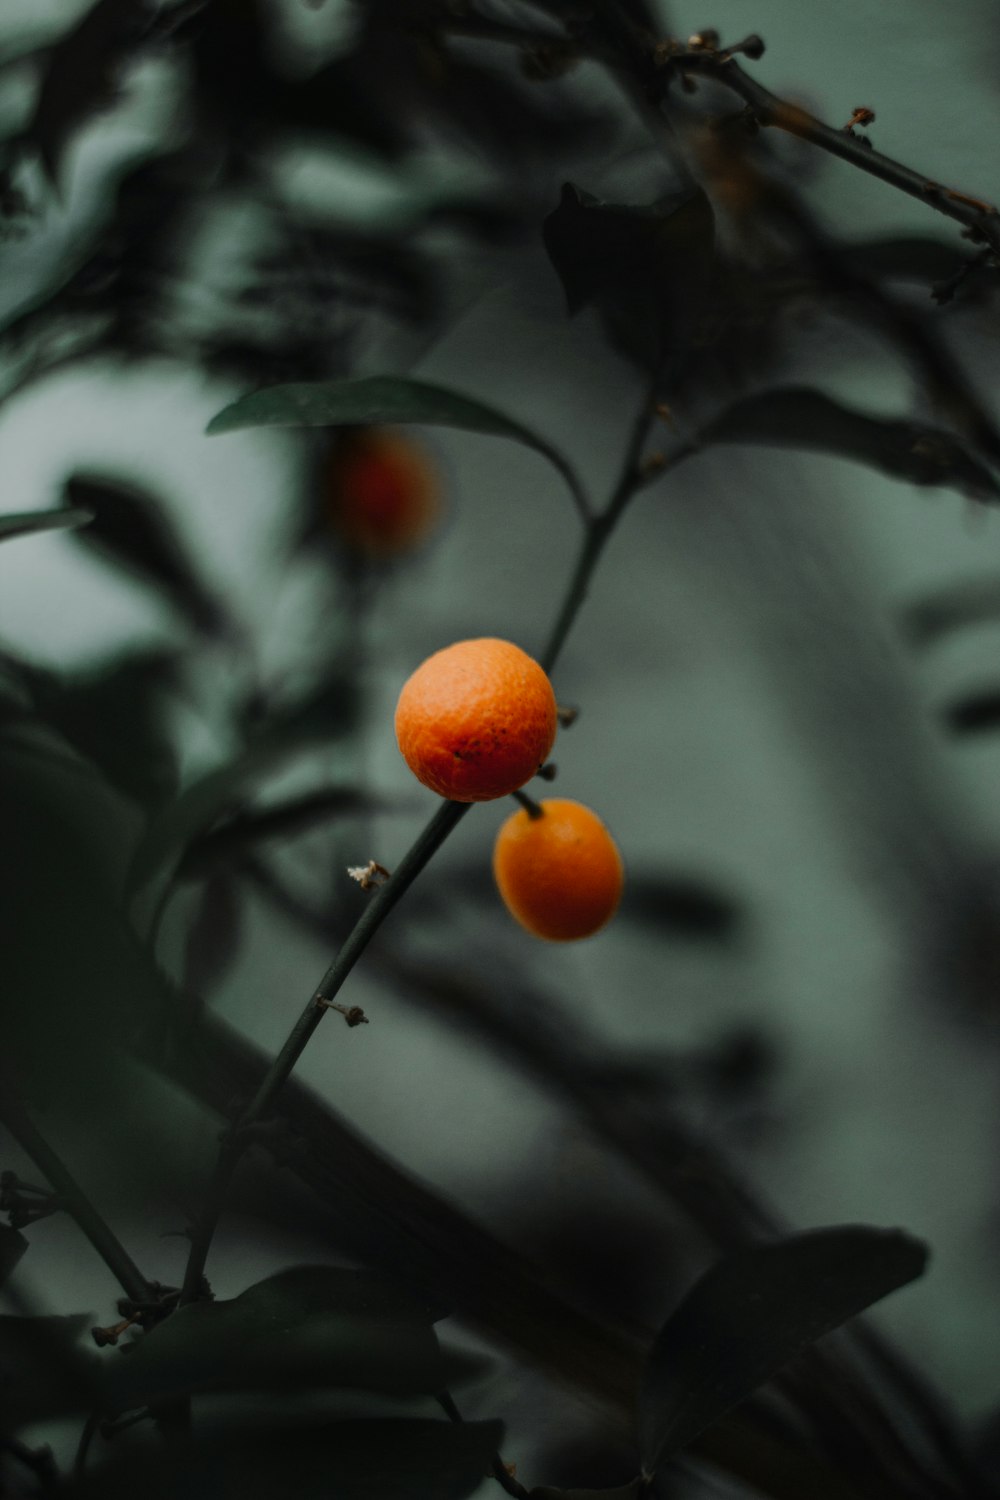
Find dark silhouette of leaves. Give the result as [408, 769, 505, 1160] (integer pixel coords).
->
[695, 387, 1000, 501]
[177, 787, 383, 880]
[843, 235, 971, 286]
[943, 691, 1000, 734]
[543, 184, 715, 370]
[70, 1417, 505, 1500]
[0, 1314, 100, 1427]
[181, 871, 243, 996]
[127, 673, 358, 931]
[27, 649, 180, 807]
[638, 1227, 928, 1475]
[0, 1227, 27, 1289]
[63, 474, 229, 637]
[102, 1266, 469, 1409]
[27, 0, 152, 186]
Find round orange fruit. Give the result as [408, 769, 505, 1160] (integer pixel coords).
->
[325, 427, 441, 557]
[492, 798, 624, 940]
[394, 638, 557, 802]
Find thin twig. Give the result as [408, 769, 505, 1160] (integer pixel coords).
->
[662, 49, 1000, 253]
[0, 1087, 152, 1306]
[438, 1391, 530, 1500]
[180, 798, 470, 1302]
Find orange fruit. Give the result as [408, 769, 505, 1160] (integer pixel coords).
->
[493, 798, 623, 941]
[324, 427, 441, 557]
[394, 638, 557, 802]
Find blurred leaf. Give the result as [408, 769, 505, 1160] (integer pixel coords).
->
[181, 872, 243, 995]
[694, 387, 999, 501]
[63, 474, 229, 637]
[207, 375, 588, 514]
[1, 711, 174, 1111]
[104, 1266, 463, 1409]
[532, 1485, 643, 1500]
[177, 787, 383, 880]
[942, 691, 1000, 734]
[0, 1226, 27, 1288]
[638, 1226, 929, 1475]
[127, 674, 358, 931]
[0, 1313, 100, 1426]
[843, 235, 970, 285]
[28, 0, 151, 186]
[0, 507, 91, 542]
[70, 1417, 504, 1500]
[27, 650, 180, 808]
[543, 184, 715, 369]
[900, 576, 1000, 648]
[622, 874, 742, 939]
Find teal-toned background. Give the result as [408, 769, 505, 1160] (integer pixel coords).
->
[3, 0, 1000, 1485]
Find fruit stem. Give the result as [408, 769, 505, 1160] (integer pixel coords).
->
[512, 789, 544, 819]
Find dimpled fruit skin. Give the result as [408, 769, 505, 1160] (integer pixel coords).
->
[394, 638, 557, 802]
[492, 798, 624, 941]
[327, 428, 440, 556]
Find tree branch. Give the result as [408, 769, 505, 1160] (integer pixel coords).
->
[0, 1086, 152, 1306]
[659, 46, 1000, 253]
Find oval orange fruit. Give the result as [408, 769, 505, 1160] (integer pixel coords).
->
[394, 638, 557, 802]
[492, 798, 624, 940]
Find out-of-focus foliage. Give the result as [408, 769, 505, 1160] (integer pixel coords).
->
[3, 4, 1000, 1500]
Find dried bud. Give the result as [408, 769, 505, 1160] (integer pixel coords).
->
[347, 860, 391, 891]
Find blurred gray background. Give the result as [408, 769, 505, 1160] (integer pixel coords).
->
[3, 0, 1000, 1477]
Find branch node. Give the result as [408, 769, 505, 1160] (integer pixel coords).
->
[843, 106, 876, 132]
[315, 997, 370, 1026]
[347, 859, 391, 891]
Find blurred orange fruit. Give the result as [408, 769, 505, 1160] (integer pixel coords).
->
[394, 638, 557, 802]
[325, 427, 441, 557]
[492, 798, 623, 940]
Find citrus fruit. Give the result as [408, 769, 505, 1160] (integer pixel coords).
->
[324, 427, 441, 557]
[394, 638, 557, 802]
[492, 798, 624, 941]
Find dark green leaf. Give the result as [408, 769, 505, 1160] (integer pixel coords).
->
[64, 474, 229, 636]
[843, 235, 970, 285]
[1, 715, 173, 1112]
[127, 674, 358, 931]
[0, 1226, 27, 1288]
[0, 507, 92, 542]
[27, 650, 180, 808]
[206, 375, 588, 515]
[70, 1417, 504, 1500]
[543, 184, 715, 369]
[0, 1313, 100, 1426]
[181, 872, 243, 994]
[104, 1266, 461, 1409]
[695, 387, 999, 501]
[638, 1225, 928, 1474]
